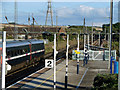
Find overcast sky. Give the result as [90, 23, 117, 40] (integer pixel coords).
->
[2, 1, 119, 26]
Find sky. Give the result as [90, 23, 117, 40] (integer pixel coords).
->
[1, 1, 119, 26]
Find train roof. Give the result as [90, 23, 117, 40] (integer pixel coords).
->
[29, 39, 44, 45]
[0, 39, 44, 48]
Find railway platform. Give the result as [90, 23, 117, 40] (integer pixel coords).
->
[7, 60, 109, 90]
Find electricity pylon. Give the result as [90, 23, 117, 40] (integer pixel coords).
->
[45, 0, 53, 26]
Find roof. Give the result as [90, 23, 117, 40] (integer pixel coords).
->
[0, 39, 44, 48]
[30, 39, 44, 45]
[6, 40, 30, 48]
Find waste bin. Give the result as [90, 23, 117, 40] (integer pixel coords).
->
[114, 61, 118, 74]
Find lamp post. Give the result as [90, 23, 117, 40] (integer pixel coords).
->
[109, 0, 113, 73]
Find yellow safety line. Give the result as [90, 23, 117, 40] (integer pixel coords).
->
[34, 60, 73, 90]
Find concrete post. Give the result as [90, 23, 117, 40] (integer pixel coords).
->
[77, 34, 79, 74]
[54, 34, 58, 90]
[65, 34, 70, 89]
[92, 23, 93, 45]
[1, 31, 6, 89]
[99, 32, 100, 46]
[109, 0, 113, 72]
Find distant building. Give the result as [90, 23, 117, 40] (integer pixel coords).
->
[93, 27, 103, 31]
[1, 23, 68, 33]
[1, 23, 68, 39]
[58, 27, 66, 33]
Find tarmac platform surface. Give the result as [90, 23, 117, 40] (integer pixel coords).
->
[8, 60, 109, 90]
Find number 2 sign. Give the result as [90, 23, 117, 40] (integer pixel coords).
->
[45, 59, 53, 68]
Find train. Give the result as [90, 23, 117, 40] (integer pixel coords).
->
[0, 39, 45, 74]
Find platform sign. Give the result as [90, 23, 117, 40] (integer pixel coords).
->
[45, 59, 53, 68]
[74, 50, 80, 54]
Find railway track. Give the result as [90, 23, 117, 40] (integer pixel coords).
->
[6, 43, 83, 88]
[7, 56, 66, 89]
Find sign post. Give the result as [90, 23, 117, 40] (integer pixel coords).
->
[88, 34, 89, 49]
[54, 34, 58, 90]
[92, 23, 93, 45]
[77, 34, 80, 74]
[99, 32, 100, 46]
[65, 34, 70, 89]
[109, 0, 113, 73]
[1, 31, 6, 89]
[45, 59, 53, 68]
[84, 33, 86, 66]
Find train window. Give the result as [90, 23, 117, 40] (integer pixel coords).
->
[22, 48, 28, 54]
[18, 49, 22, 55]
[23, 49, 25, 54]
[35, 44, 40, 50]
[17, 50, 19, 56]
[14, 50, 18, 56]
[32, 45, 36, 51]
[18, 50, 20, 55]
[37, 44, 40, 50]
[34, 45, 37, 50]
[39, 44, 42, 49]
[25, 48, 28, 53]
[20, 49, 23, 55]
[7, 51, 11, 58]
[11, 51, 14, 57]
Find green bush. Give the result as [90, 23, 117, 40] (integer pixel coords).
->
[93, 74, 118, 90]
[48, 35, 54, 42]
[42, 34, 54, 42]
[7, 35, 13, 39]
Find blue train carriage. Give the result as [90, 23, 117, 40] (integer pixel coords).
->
[0, 39, 45, 74]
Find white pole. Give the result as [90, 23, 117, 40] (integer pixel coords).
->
[108, 33, 109, 47]
[77, 34, 79, 51]
[65, 34, 69, 89]
[83, 33, 86, 66]
[1, 31, 6, 89]
[109, 0, 113, 73]
[54, 33, 58, 90]
[99, 32, 100, 46]
[77, 34, 79, 74]
[83, 18, 86, 66]
[87, 33, 90, 65]
[14, 0, 18, 40]
[105, 28, 106, 40]
[84, 34, 86, 52]
[92, 23, 93, 46]
[88, 34, 89, 49]
[83, 17, 86, 51]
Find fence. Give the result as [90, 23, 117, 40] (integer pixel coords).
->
[72, 50, 116, 60]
